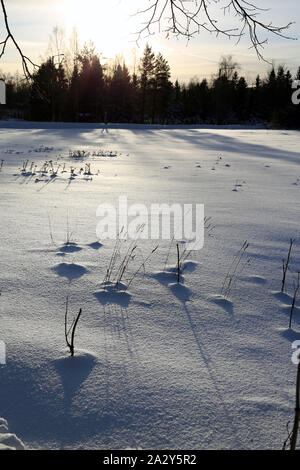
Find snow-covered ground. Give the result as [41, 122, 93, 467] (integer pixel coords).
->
[0, 123, 300, 450]
[0, 417, 25, 450]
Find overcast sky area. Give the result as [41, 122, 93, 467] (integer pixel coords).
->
[0, 0, 299, 83]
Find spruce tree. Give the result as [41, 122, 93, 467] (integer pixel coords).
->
[138, 44, 155, 123]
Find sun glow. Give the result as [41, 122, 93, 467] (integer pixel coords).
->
[62, 0, 141, 60]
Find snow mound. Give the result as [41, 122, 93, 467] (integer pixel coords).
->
[0, 418, 25, 450]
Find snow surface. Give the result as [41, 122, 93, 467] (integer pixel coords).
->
[0, 417, 25, 449]
[0, 123, 300, 450]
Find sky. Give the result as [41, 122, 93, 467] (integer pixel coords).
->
[0, 0, 300, 83]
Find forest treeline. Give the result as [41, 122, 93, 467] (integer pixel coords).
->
[2, 44, 300, 127]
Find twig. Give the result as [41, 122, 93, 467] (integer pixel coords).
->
[289, 272, 300, 329]
[64, 296, 82, 357]
[0, 0, 39, 78]
[221, 240, 250, 299]
[282, 238, 295, 293]
[177, 242, 180, 283]
[127, 244, 159, 289]
[133, 0, 295, 63]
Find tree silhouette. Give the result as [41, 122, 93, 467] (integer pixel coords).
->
[4, 49, 300, 127]
[152, 52, 172, 123]
[76, 46, 104, 121]
[134, 0, 295, 62]
[31, 58, 67, 121]
[138, 44, 156, 122]
[0, 0, 296, 79]
[0, 0, 38, 78]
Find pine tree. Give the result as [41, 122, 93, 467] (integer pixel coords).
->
[30, 58, 67, 121]
[109, 61, 133, 122]
[69, 63, 80, 121]
[77, 45, 104, 121]
[235, 76, 248, 121]
[138, 44, 155, 123]
[171, 79, 183, 122]
[152, 52, 172, 123]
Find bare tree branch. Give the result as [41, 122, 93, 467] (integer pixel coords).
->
[134, 0, 296, 63]
[0, 0, 296, 78]
[0, 0, 39, 78]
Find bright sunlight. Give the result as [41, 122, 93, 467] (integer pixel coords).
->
[62, 0, 142, 60]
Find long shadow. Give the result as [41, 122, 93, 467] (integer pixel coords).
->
[0, 356, 119, 449]
[54, 353, 97, 412]
[64, 176, 76, 190]
[183, 302, 244, 448]
[169, 283, 192, 302]
[123, 126, 300, 167]
[102, 303, 136, 358]
[162, 129, 300, 165]
[36, 175, 58, 192]
[7, 124, 299, 168]
[100, 302, 142, 450]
